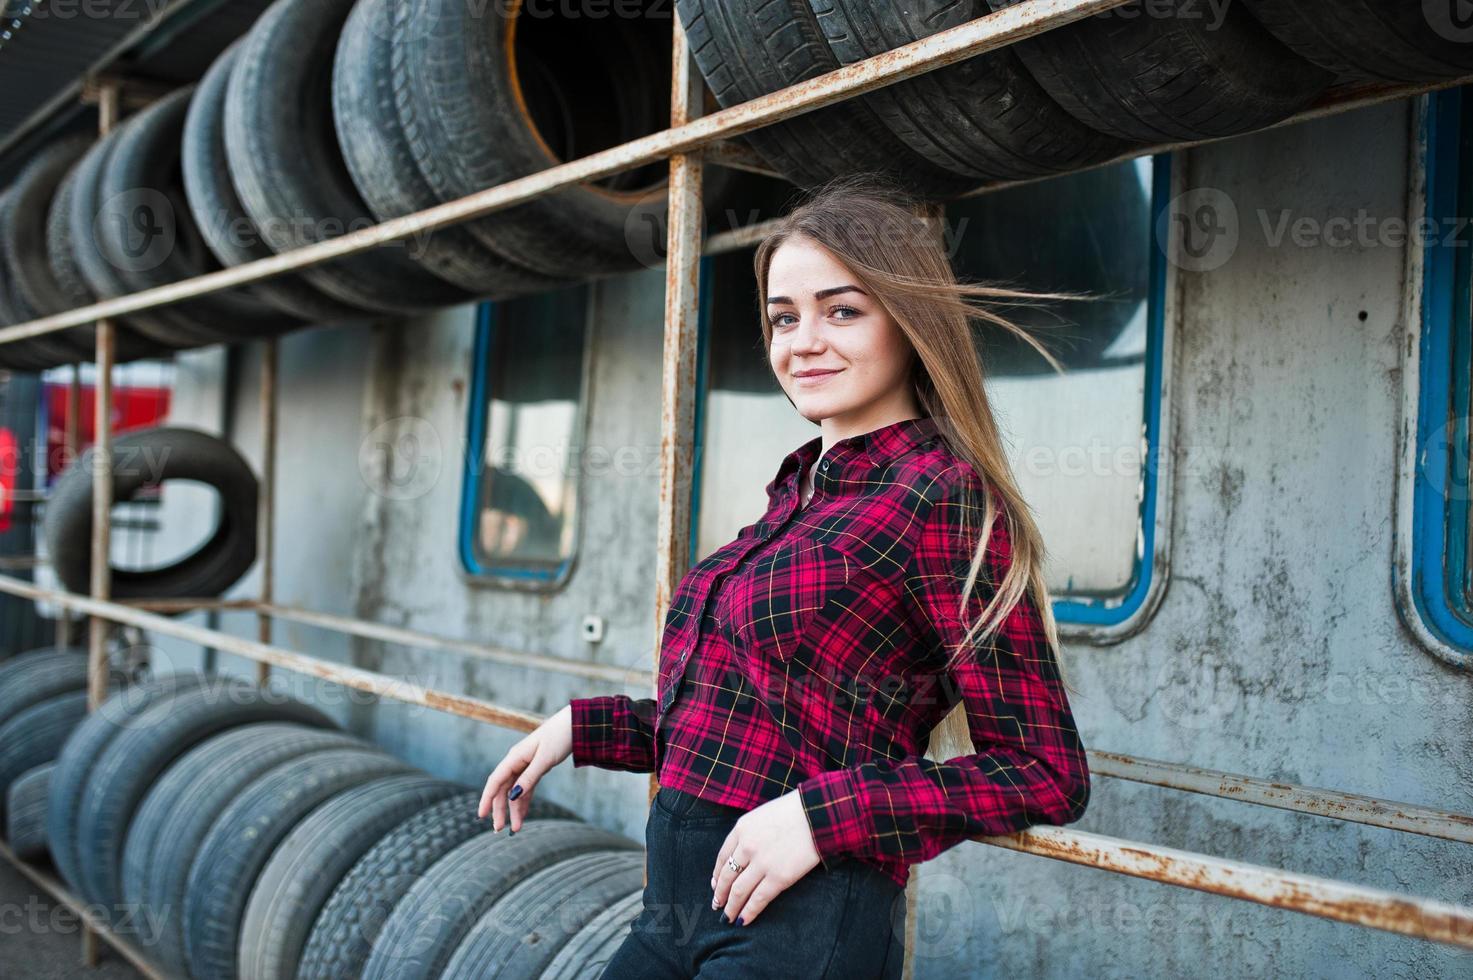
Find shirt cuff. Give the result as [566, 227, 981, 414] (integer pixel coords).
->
[797, 767, 869, 869]
[569, 696, 615, 769]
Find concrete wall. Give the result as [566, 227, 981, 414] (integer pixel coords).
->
[158, 95, 1472, 978]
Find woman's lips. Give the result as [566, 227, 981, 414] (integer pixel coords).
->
[794, 369, 841, 387]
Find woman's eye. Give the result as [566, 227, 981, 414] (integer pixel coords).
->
[769, 313, 795, 328]
[831, 306, 860, 319]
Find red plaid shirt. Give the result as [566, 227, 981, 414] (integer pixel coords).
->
[570, 415, 1090, 889]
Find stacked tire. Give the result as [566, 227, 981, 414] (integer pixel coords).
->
[671, 0, 1473, 191]
[31, 90, 304, 368]
[0, 135, 159, 370]
[0, 0, 1466, 372]
[0, 646, 116, 859]
[1, 0, 734, 371]
[0, 655, 644, 980]
[0, 651, 642, 978]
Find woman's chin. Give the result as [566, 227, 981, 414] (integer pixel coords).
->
[794, 392, 851, 419]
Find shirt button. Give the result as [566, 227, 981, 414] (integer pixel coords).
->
[819, 459, 830, 473]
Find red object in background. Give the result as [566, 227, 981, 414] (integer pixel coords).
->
[0, 426, 16, 533]
[43, 382, 171, 484]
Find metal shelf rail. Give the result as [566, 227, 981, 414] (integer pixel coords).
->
[0, 0, 1470, 975]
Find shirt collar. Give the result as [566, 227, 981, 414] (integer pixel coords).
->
[769, 415, 944, 494]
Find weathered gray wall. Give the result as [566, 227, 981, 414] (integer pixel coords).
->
[161, 95, 1471, 978]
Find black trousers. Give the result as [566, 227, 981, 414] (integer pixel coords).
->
[600, 786, 906, 979]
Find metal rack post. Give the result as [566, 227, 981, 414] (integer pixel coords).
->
[54, 365, 81, 651]
[651, 2, 705, 814]
[256, 337, 277, 686]
[79, 78, 121, 972]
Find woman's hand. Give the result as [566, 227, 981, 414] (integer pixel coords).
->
[477, 703, 574, 832]
[710, 790, 823, 926]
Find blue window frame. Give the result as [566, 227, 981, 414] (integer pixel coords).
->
[1406, 85, 1473, 657]
[1073, 153, 1170, 625]
[458, 284, 594, 589]
[689, 155, 1173, 630]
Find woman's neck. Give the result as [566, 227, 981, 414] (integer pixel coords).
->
[817, 398, 925, 458]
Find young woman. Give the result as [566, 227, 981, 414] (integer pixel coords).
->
[477, 172, 1092, 978]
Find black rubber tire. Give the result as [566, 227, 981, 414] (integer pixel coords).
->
[43, 151, 195, 364]
[121, 721, 371, 977]
[43, 156, 93, 317]
[0, 138, 97, 366]
[0, 250, 57, 372]
[0, 214, 58, 372]
[224, 0, 478, 314]
[980, 0, 1334, 143]
[1240, 0, 1473, 84]
[0, 285, 76, 372]
[0, 647, 90, 725]
[1, 135, 98, 330]
[183, 40, 376, 325]
[46, 672, 213, 897]
[237, 774, 465, 980]
[181, 748, 416, 980]
[64, 125, 227, 353]
[808, 0, 1129, 181]
[0, 645, 79, 681]
[440, 849, 646, 979]
[360, 820, 642, 980]
[7, 763, 55, 860]
[0, 188, 85, 373]
[390, 0, 699, 277]
[0, 690, 90, 828]
[295, 788, 579, 980]
[93, 86, 303, 344]
[74, 678, 336, 912]
[672, 0, 981, 196]
[333, 0, 571, 298]
[538, 889, 644, 980]
[37, 152, 146, 363]
[44, 426, 259, 602]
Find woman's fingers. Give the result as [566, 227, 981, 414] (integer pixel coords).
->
[710, 810, 802, 926]
[505, 757, 553, 832]
[477, 762, 510, 823]
[726, 870, 776, 926]
[711, 826, 754, 922]
[478, 740, 533, 827]
[477, 711, 574, 832]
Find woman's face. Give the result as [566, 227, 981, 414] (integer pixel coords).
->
[766, 236, 917, 431]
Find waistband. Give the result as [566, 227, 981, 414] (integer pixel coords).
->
[654, 785, 750, 821]
[653, 786, 910, 890]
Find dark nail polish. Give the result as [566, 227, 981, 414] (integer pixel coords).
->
[736, 916, 745, 927]
[508, 785, 523, 801]
[722, 913, 729, 924]
[508, 828, 515, 836]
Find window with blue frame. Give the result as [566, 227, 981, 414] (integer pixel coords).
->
[691, 155, 1171, 627]
[1408, 85, 1473, 654]
[458, 283, 593, 587]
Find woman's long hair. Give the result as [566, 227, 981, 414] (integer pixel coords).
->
[753, 172, 1096, 764]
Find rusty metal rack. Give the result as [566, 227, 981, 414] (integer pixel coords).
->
[1, 0, 1471, 975]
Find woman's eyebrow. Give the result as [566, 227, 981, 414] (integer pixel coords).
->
[766, 285, 867, 305]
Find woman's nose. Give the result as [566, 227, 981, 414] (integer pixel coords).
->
[789, 316, 824, 352]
